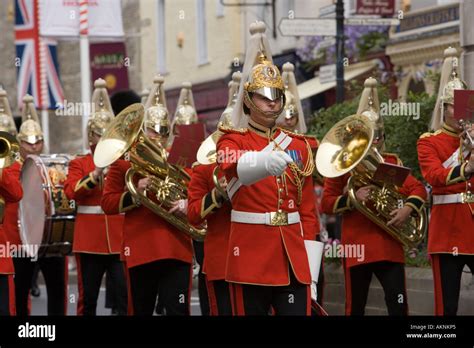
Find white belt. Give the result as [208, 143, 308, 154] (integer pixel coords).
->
[77, 205, 104, 214]
[432, 193, 468, 205]
[231, 210, 300, 226]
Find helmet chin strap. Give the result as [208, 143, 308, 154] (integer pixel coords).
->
[244, 91, 284, 120]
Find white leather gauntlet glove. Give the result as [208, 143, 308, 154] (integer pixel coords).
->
[237, 150, 293, 185]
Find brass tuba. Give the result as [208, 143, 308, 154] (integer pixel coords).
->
[0, 131, 20, 169]
[316, 114, 427, 248]
[196, 130, 228, 200]
[0, 131, 20, 221]
[94, 103, 206, 241]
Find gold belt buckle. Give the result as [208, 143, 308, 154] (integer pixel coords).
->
[270, 211, 289, 226]
[461, 192, 474, 204]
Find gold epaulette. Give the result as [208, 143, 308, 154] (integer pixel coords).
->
[278, 127, 307, 140]
[304, 134, 319, 142]
[191, 161, 201, 169]
[382, 152, 403, 166]
[419, 129, 441, 139]
[218, 125, 248, 135]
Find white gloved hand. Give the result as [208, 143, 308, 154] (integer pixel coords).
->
[265, 151, 293, 176]
[237, 150, 293, 185]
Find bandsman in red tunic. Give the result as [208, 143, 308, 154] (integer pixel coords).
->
[276, 62, 325, 310]
[101, 76, 193, 315]
[64, 78, 127, 315]
[0, 87, 22, 315]
[320, 78, 427, 316]
[417, 47, 474, 315]
[187, 72, 242, 315]
[5, 95, 68, 316]
[216, 22, 321, 315]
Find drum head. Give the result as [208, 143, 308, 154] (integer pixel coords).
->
[19, 155, 47, 257]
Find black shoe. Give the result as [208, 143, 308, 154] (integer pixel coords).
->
[31, 285, 41, 298]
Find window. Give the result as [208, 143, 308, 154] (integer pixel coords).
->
[196, 0, 209, 65]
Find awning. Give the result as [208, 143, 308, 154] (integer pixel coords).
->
[297, 59, 379, 100]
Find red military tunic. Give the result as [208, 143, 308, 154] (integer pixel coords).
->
[3, 161, 23, 247]
[216, 120, 319, 286]
[187, 162, 231, 281]
[64, 153, 123, 254]
[321, 153, 427, 268]
[417, 124, 474, 254]
[0, 165, 23, 274]
[101, 159, 193, 269]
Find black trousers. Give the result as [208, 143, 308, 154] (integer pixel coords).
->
[0, 274, 14, 315]
[229, 271, 310, 316]
[76, 253, 127, 315]
[345, 261, 408, 316]
[128, 259, 191, 316]
[13, 256, 67, 316]
[206, 279, 232, 315]
[432, 253, 474, 316]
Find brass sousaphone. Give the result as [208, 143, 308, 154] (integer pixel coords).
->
[316, 114, 427, 248]
[0, 131, 20, 221]
[94, 103, 206, 241]
[196, 130, 228, 199]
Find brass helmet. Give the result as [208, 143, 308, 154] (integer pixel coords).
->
[357, 77, 384, 152]
[276, 62, 307, 133]
[440, 49, 467, 105]
[0, 87, 17, 136]
[230, 21, 284, 127]
[18, 94, 43, 144]
[143, 75, 170, 136]
[87, 78, 114, 140]
[431, 47, 467, 130]
[243, 52, 285, 118]
[173, 82, 198, 127]
[218, 71, 241, 129]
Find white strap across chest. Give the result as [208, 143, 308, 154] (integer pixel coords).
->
[226, 132, 293, 200]
[442, 146, 470, 169]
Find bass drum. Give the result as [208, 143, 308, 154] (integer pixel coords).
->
[19, 154, 76, 258]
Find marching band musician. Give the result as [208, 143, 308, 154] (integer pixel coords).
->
[187, 71, 242, 316]
[106, 89, 141, 315]
[320, 77, 427, 316]
[101, 76, 193, 316]
[169, 81, 210, 315]
[64, 78, 127, 316]
[276, 62, 325, 309]
[417, 47, 474, 316]
[6, 95, 68, 315]
[216, 22, 321, 315]
[0, 88, 22, 315]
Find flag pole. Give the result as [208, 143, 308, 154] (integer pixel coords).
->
[37, 0, 50, 154]
[79, 0, 90, 153]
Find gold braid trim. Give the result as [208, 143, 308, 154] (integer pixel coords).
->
[275, 138, 315, 206]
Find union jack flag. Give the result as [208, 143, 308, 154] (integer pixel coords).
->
[14, 0, 64, 110]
